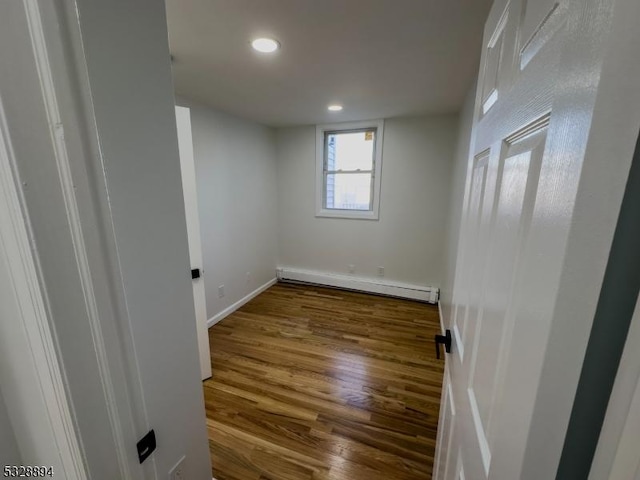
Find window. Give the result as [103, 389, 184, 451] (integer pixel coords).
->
[315, 120, 384, 219]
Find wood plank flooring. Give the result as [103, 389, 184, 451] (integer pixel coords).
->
[203, 283, 444, 480]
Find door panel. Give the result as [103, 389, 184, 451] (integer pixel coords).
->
[461, 150, 500, 366]
[434, 367, 457, 480]
[519, 0, 568, 68]
[456, 452, 465, 480]
[467, 123, 548, 477]
[453, 152, 489, 361]
[471, 123, 547, 435]
[520, 0, 559, 49]
[481, 7, 509, 114]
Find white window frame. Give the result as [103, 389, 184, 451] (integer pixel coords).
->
[315, 119, 384, 220]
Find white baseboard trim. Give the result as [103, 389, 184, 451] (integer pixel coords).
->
[276, 267, 439, 303]
[207, 278, 277, 328]
[438, 301, 445, 334]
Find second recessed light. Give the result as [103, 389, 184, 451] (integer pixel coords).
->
[251, 37, 280, 53]
[328, 104, 343, 112]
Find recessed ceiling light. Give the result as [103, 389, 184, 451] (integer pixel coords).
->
[328, 104, 343, 112]
[251, 38, 280, 53]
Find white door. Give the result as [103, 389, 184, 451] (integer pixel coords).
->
[435, 0, 640, 478]
[176, 106, 212, 380]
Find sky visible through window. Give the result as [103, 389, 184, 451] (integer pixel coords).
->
[326, 130, 375, 210]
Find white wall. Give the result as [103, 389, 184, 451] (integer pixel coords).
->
[276, 115, 458, 287]
[440, 82, 476, 321]
[0, 388, 20, 467]
[177, 100, 279, 320]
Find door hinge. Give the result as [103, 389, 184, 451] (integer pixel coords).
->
[191, 268, 201, 279]
[137, 429, 156, 464]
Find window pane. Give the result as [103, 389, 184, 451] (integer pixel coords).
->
[325, 173, 372, 210]
[326, 130, 375, 171]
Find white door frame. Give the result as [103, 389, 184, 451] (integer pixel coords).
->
[0, 73, 86, 480]
[590, 296, 640, 479]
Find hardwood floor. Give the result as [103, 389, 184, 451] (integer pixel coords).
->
[203, 283, 444, 480]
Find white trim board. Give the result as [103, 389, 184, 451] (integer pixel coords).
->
[276, 267, 439, 303]
[0, 81, 86, 480]
[207, 278, 278, 327]
[438, 301, 445, 334]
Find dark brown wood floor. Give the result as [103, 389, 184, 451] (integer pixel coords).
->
[203, 283, 444, 480]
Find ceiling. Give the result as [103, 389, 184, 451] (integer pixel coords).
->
[166, 0, 492, 127]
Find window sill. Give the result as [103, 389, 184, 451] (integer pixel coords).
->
[315, 209, 379, 220]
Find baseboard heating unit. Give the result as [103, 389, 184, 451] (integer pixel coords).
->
[276, 267, 439, 304]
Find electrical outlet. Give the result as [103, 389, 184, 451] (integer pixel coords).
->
[377, 266, 385, 277]
[218, 285, 225, 298]
[348, 264, 356, 274]
[169, 455, 186, 480]
[246, 271, 252, 284]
